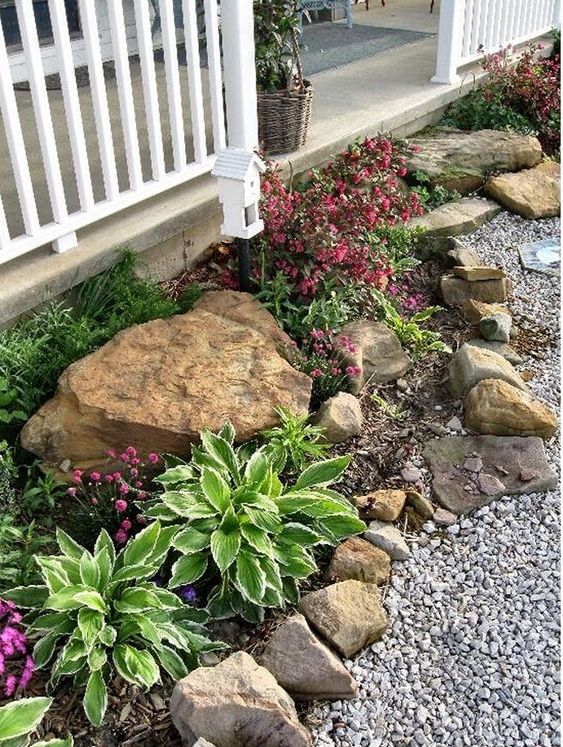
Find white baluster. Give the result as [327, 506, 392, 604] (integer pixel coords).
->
[183, 0, 207, 163]
[159, 0, 187, 170]
[204, 0, 226, 152]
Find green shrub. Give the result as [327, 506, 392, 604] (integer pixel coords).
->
[441, 89, 536, 135]
[145, 424, 365, 623]
[260, 406, 330, 473]
[0, 516, 52, 591]
[5, 524, 221, 726]
[410, 171, 461, 210]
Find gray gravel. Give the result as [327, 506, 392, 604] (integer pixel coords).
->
[309, 212, 560, 747]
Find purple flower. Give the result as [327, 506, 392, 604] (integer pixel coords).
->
[179, 585, 197, 605]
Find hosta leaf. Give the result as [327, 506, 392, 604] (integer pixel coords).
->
[79, 552, 100, 589]
[114, 587, 162, 613]
[218, 421, 236, 444]
[33, 633, 60, 669]
[173, 528, 211, 555]
[156, 465, 196, 486]
[146, 524, 181, 566]
[210, 528, 241, 572]
[315, 514, 366, 541]
[3, 585, 48, 608]
[230, 589, 264, 624]
[77, 608, 105, 650]
[150, 587, 184, 610]
[238, 491, 279, 513]
[205, 581, 234, 620]
[30, 612, 69, 631]
[98, 625, 117, 647]
[201, 467, 231, 513]
[87, 646, 108, 672]
[276, 522, 322, 546]
[0, 697, 52, 741]
[155, 645, 188, 680]
[168, 553, 208, 588]
[45, 585, 91, 611]
[234, 550, 266, 605]
[243, 450, 269, 487]
[34, 737, 73, 747]
[259, 555, 283, 593]
[111, 564, 160, 583]
[56, 528, 85, 559]
[74, 591, 107, 613]
[96, 547, 113, 590]
[200, 430, 240, 482]
[122, 521, 160, 567]
[243, 507, 282, 534]
[83, 670, 107, 727]
[144, 504, 180, 522]
[293, 456, 351, 490]
[282, 576, 300, 605]
[262, 586, 284, 608]
[279, 495, 354, 519]
[240, 524, 272, 555]
[163, 491, 217, 519]
[274, 544, 317, 578]
[113, 644, 160, 689]
[275, 495, 318, 516]
[94, 529, 116, 564]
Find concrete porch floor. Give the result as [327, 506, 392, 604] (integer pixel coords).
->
[1, 0, 484, 324]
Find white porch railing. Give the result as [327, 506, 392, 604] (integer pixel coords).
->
[0, 0, 259, 265]
[433, 0, 561, 84]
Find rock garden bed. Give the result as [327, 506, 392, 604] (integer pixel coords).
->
[0, 103, 560, 747]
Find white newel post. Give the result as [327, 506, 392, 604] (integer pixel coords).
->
[212, 0, 265, 246]
[432, 0, 466, 84]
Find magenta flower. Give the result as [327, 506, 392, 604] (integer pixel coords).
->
[90, 471, 101, 482]
[119, 483, 129, 496]
[148, 452, 160, 464]
[66, 487, 77, 497]
[114, 528, 128, 544]
[115, 499, 128, 513]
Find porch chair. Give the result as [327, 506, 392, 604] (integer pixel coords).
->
[297, 0, 354, 30]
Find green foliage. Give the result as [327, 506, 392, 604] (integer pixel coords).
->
[260, 406, 330, 473]
[176, 283, 203, 313]
[254, 0, 301, 92]
[0, 441, 18, 506]
[21, 467, 67, 514]
[147, 424, 365, 623]
[441, 90, 536, 135]
[0, 251, 182, 433]
[0, 697, 72, 747]
[370, 290, 452, 360]
[5, 524, 221, 726]
[0, 516, 52, 591]
[410, 171, 461, 210]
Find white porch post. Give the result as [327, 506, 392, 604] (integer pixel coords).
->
[220, 0, 259, 151]
[432, 0, 466, 85]
[553, 0, 561, 26]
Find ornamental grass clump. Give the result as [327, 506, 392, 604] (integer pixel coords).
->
[5, 524, 221, 727]
[145, 424, 365, 623]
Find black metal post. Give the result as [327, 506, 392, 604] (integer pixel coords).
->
[237, 237, 252, 292]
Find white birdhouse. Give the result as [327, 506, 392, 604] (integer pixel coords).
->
[212, 147, 266, 239]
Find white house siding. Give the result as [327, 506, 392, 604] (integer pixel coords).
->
[7, 0, 140, 83]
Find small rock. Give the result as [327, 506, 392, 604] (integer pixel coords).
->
[485, 161, 560, 219]
[259, 613, 357, 701]
[299, 581, 389, 659]
[400, 465, 424, 484]
[327, 537, 391, 585]
[479, 312, 512, 343]
[434, 508, 458, 526]
[465, 339, 523, 366]
[170, 651, 311, 746]
[447, 343, 527, 398]
[465, 379, 558, 439]
[463, 456, 483, 472]
[352, 489, 407, 521]
[339, 321, 411, 392]
[405, 490, 435, 519]
[149, 693, 166, 711]
[441, 275, 511, 307]
[59, 458, 71, 472]
[462, 299, 511, 324]
[193, 740, 217, 747]
[396, 378, 409, 392]
[312, 392, 363, 443]
[446, 416, 463, 431]
[453, 266, 506, 281]
[478, 473, 506, 496]
[447, 240, 482, 267]
[364, 520, 410, 560]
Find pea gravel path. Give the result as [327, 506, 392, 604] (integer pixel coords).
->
[310, 212, 561, 747]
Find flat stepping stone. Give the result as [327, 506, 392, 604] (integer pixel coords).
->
[409, 198, 501, 255]
[465, 339, 523, 366]
[259, 613, 357, 701]
[299, 580, 388, 659]
[423, 435, 558, 515]
[453, 266, 506, 281]
[407, 128, 542, 194]
[485, 161, 560, 219]
[326, 536, 391, 585]
[519, 237, 561, 277]
[441, 275, 511, 307]
[364, 520, 410, 560]
[447, 343, 527, 398]
[465, 379, 557, 439]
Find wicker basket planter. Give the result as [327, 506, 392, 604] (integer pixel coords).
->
[257, 79, 313, 156]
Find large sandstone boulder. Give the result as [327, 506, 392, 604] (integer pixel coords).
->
[170, 651, 311, 747]
[339, 320, 410, 393]
[409, 198, 501, 255]
[485, 161, 561, 218]
[407, 129, 542, 193]
[465, 379, 557, 439]
[21, 295, 311, 471]
[259, 613, 357, 701]
[448, 343, 527, 398]
[299, 580, 388, 658]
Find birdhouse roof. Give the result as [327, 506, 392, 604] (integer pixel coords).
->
[212, 148, 266, 180]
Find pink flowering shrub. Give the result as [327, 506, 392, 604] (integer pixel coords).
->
[0, 598, 34, 698]
[296, 329, 362, 407]
[252, 137, 423, 298]
[65, 446, 160, 548]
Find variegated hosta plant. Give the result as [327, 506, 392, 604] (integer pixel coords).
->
[0, 697, 72, 747]
[146, 424, 366, 623]
[5, 523, 222, 727]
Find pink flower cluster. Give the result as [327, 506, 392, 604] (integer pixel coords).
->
[297, 329, 362, 406]
[68, 446, 159, 545]
[248, 136, 424, 298]
[0, 599, 34, 698]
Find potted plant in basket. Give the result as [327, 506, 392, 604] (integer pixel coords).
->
[254, 0, 313, 155]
